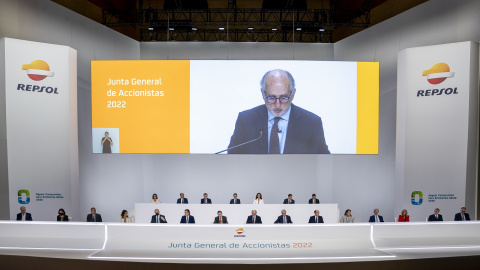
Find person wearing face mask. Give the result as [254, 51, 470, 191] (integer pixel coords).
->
[150, 208, 167, 223]
[57, 208, 69, 222]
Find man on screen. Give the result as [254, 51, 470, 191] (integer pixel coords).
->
[227, 69, 329, 154]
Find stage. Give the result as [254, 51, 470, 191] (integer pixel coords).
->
[1, 221, 480, 264]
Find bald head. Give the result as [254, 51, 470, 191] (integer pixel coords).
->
[260, 69, 296, 117]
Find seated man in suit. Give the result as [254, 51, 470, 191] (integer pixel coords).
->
[201, 193, 212, 204]
[180, 209, 195, 224]
[16, 206, 32, 221]
[283, 194, 295, 204]
[368, 208, 384, 223]
[151, 208, 167, 223]
[454, 207, 470, 221]
[308, 210, 324, 224]
[227, 69, 329, 154]
[308, 194, 320, 204]
[86, 207, 102, 222]
[428, 208, 443, 221]
[274, 209, 293, 224]
[246, 210, 262, 224]
[213, 210, 228, 224]
[230, 193, 241, 204]
[177, 193, 188, 204]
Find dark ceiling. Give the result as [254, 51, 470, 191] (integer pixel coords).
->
[52, 0, 428, 43]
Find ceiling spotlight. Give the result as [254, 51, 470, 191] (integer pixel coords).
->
[168, 27, 174, 31]
[272, 27, 278, 31]
[148, 27, 154, 31]
[219, 27, 225, 30]
[192, 27, 197, 31]
[296, 27, 302, 31]
[247, 27, 254, 31]
[319, 27, 325, 32]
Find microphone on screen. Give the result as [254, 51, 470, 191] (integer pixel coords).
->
[215, 131, 263, 154]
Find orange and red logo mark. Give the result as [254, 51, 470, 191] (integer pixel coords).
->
[236, 228, 244, 235]
[422, 63, 454, 85]
[22, 60, 54, 81]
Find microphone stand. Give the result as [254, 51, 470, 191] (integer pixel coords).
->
[215, 131, 263, 154]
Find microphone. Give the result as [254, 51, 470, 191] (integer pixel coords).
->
[278, 129, 282, 133]
[215, 131, 263, 154]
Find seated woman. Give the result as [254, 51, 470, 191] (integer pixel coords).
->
[57, 208, 69, 222]
[151, 193, 160, 204]
[120, 210, 134, 223]
[253, 193, 264, 204]
[398, 209, 409, 222]
[339, 209, 355, 223]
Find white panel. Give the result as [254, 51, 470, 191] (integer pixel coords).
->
[4, 38, 77, 221]
[396, 41, 478, 221]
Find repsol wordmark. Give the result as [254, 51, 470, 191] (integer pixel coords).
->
[417, 87, 457, 97]
[17, 84, 58, 94]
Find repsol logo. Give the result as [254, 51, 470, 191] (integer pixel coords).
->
[417, 87, 457, 97]
[17, 84, 58, 94]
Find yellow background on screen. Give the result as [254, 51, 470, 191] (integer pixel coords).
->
[92, 60, 190, 153]
[356, 62, 379, 154]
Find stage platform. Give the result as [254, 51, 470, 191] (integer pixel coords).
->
[1, 221, 480, 264]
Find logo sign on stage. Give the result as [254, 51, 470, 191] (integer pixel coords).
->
[1, 38, 78, 221]
[396, 41, 478, 221]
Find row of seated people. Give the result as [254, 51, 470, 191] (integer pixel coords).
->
[15, 206, 472, 223]
[146, 209, 323, 224]
[151, 193, 319, 204]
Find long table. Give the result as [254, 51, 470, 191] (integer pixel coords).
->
[134, 203, 339, 224]
[1, 221, 480, 264]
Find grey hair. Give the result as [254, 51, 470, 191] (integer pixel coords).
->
[260, 69, 296, 94]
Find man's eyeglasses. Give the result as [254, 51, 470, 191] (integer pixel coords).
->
[264, 94, 292, 104]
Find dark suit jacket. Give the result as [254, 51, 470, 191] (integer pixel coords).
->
[227, 104, 330, 154]
[180, 215, 195, 223]
[428, 214, 443, 221]
[230, 199, 241, 204]
[213, 216, 228, 224]
[177, 198, 189, 204]
[454, 213, 470, 221]
[246, 215, 262, 224]
[308, 215, 324, 223]
[274, 215, 293, 224]
[283, 199, 295, 204]
[200, 198, 212, 204]
[151, 214, 167, 223]
[308, 198, 320, 204]
[86, 213, 102, 222]
[57, 215, 69, 222]
[369, 215, 384, 222]
[16, 213, 32, 221]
